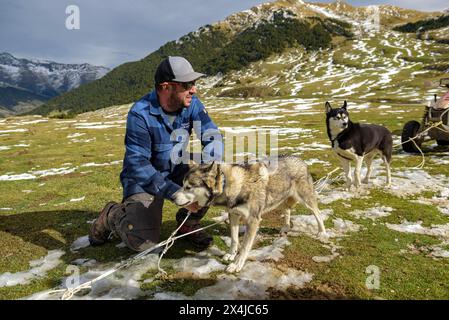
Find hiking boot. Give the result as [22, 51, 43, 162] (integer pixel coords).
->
[177, 220, 213, 248]
[88, 201, 118, 246]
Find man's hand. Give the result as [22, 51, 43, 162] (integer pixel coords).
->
[184, 202, 201, 213]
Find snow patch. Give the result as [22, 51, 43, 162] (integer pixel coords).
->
[27, 254, 159, 300]
[0, 250, 64, 287]
[248, 237, 291, 262]
[70, 235, 90, 252]
[0, 173, 37, 181]
[350, 206, 394, 220]
[173, 257, 226, 278]
[386, 220, 449, 239]
[67, 133, 86, 138]
[171, 261, 313, 300]
[0, 129, 28, 133]
[81, 161, 122, 167]
[70, 196, 85, 202]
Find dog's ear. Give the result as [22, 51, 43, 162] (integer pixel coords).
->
[204, 161, 217, 173]
[210, 161, 221, 174]
[342, 100, 348, 110]
[325, 102, 332, 114]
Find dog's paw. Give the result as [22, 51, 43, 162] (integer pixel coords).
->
[354, 184, 363, 193]
[226, 259, 245, 273]
[226, 263, 238, 273]
[223, 253, 236, 262]
[317, 231, 329, 241]
[280, 225, 290, 235]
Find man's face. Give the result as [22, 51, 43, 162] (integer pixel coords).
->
[167, 81, 197, 110]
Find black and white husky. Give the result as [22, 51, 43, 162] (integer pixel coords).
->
[325, 101, 392, 190]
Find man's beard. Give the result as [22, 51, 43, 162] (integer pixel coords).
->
[168, 93, 184, 110]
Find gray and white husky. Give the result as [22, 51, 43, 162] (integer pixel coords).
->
[325, 101, 393, 190]
[172, 156, 327, 273]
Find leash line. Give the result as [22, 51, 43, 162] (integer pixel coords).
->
[392, 121, 444, 169]
[157, 211, 191, 275]
[48, 165, 366, 299]
[53, 212, 226, 300]
[314, 121, 449, 191]
[313, 167, 342, 194]
[44, 120, 449, 299]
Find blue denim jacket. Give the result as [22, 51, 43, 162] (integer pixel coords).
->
[120, 90, 222, 201]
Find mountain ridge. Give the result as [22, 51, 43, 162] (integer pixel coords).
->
[0, 52, 110, 117]
[30, 0, 445, 116]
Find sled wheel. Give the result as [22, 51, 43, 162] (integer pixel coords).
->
[402, 121, 421, 153]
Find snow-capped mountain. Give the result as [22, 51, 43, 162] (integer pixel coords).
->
[0, 52, 109, 115]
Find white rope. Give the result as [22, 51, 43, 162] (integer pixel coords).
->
[156, 212, 191, 275]
[44, 122, 449, 300]
[313, 167, 342, 194]
[392, 121, 444, 169]
[44, 163, 366, 300]
[51, 212, 226, 300]
[311, 121, 449, 192]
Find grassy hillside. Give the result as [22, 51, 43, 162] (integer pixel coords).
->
[1, 87, 449, 300]
[0, 87, 48, 117]
[2, 1, 449, 301]
[1, 24, 449, 299]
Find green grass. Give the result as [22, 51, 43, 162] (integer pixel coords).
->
[1, 29, 449, 300]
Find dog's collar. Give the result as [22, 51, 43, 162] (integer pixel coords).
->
[330, 121, 352, 147]
[221, 172, 226, 193]
[330, 135, 339, 148]
[330, 130, 346, 148]
[206, 171, 226, 207]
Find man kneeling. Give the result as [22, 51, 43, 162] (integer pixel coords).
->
[89, 56, 222, 252]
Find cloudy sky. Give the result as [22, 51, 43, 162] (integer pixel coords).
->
[1, 0, 447, 68]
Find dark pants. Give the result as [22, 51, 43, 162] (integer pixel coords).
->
[106, 163, 208, 252]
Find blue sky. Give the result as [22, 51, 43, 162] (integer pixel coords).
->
[0, 0, 447, 68]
